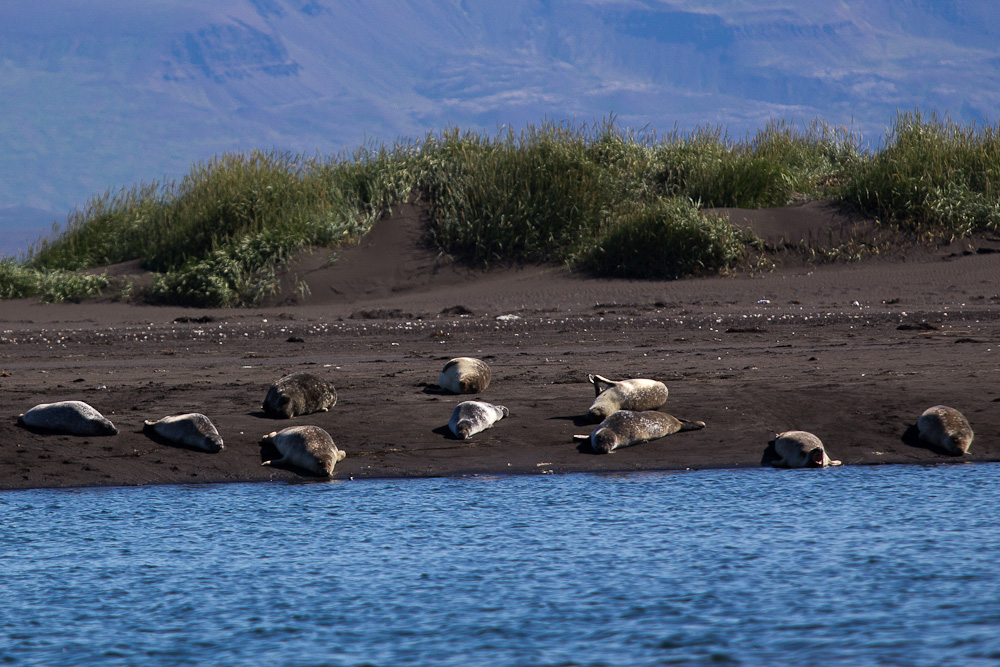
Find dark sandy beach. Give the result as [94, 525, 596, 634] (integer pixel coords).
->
[2, 201, 999, 490]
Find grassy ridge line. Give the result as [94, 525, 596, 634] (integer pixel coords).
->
[3, 110, 999, 306]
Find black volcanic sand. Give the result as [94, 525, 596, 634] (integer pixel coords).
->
[2, 201, 999, 490]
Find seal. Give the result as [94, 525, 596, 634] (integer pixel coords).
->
[587, 374, 668, 422]
[143, 413, 224, 453]
[260, 425, 346, 477]
[17, 400, 118, 436]
[770, 431, 842, 468]
[917, 405, 973, 455]
[263, 371, 337, 419]
[439, 357, 491, 394]
[573, 410, 705, 454]
[448, 400, 508, 439]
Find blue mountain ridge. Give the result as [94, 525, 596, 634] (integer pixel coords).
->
[1, 0, 997, 256]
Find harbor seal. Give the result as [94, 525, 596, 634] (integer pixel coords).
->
[587, 374, 668, 422]
[448, 400, 508, 439]
[263, 371, 337, 419]
[770, 431, 842, 468]
[439, 357, 491, 394]
[143, 413, 223, 453]
[917, 405, 973, 455]
[17, 400, 117, 436]
[573, 410, 705, 454]
[260, 425, 346, 477]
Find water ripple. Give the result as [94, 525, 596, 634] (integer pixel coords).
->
[0, 465, 999, 666]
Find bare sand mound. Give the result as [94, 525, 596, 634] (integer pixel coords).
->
[266, 203, 553, 308]
[709, 199, 880, 247]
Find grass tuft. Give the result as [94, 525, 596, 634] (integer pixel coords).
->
[578, 197, 746, 279]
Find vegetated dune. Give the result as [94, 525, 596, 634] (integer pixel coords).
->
[1, 198, 999, 490]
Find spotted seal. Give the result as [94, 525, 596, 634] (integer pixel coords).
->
[439, 357, 491, 394]
[17, 400, 117, 436]
[263, 371, 337, 419]
[260, 425, 346, 476]
[770, 431, 841, 468]
[143, 413, 223, 453]
[917, 405, 973, 455]
[586, 374, 668, 422]
[448, 400, 508, 439]
[573, 410, 705, 454]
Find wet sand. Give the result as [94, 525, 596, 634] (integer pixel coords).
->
[2, 202, 999, 489]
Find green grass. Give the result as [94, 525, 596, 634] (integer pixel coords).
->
[0, 259, 109, 303]
[4, 110, 998, 306]
[841, 110, 1000, 238]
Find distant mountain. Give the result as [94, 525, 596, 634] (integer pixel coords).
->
[2, 0, 998, 256]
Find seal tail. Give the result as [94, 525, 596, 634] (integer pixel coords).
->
[572, 434, 590, 442]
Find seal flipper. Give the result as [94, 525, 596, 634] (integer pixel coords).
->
[572, 434, 590, 442]
[677, 419, 706, 432]
[588, 374, 618, 397]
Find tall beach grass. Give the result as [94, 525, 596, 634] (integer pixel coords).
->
[4, 111, 997, 306]
[841, 110, 1000, 239]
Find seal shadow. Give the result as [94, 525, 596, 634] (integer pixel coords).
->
[248, 409, 278, 419]
[420, 384, 450, 395]
[432, 424, 462, 440]
[760, 440, 780, 467]
[15, 421, 56, 436]
[15, 421, 96, 437]
[549, 414, 594, 428]
[140, 427, 216, 454]
[258, 438, 281, 463]
[901, 423, 963, 457]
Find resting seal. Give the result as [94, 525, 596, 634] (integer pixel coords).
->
[260, 425, 346, 476]
[144, 413, 223, 453]
[573, 410, 705, 454]
[587, 374, 668, 422]
[917, 405, 973, 455]
[771, 431, 841, 468]
[263, 371, 337, 419]
[439, 357, 491, 394]
[448, 400, 508, 439]
[17, 400, 117, 436]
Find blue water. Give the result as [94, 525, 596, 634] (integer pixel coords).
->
[2, 465, 999, 667]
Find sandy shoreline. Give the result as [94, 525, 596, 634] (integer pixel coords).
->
[3, 203, 999, 490]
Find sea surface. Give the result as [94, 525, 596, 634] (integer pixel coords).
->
[2, 464, 999, 666]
